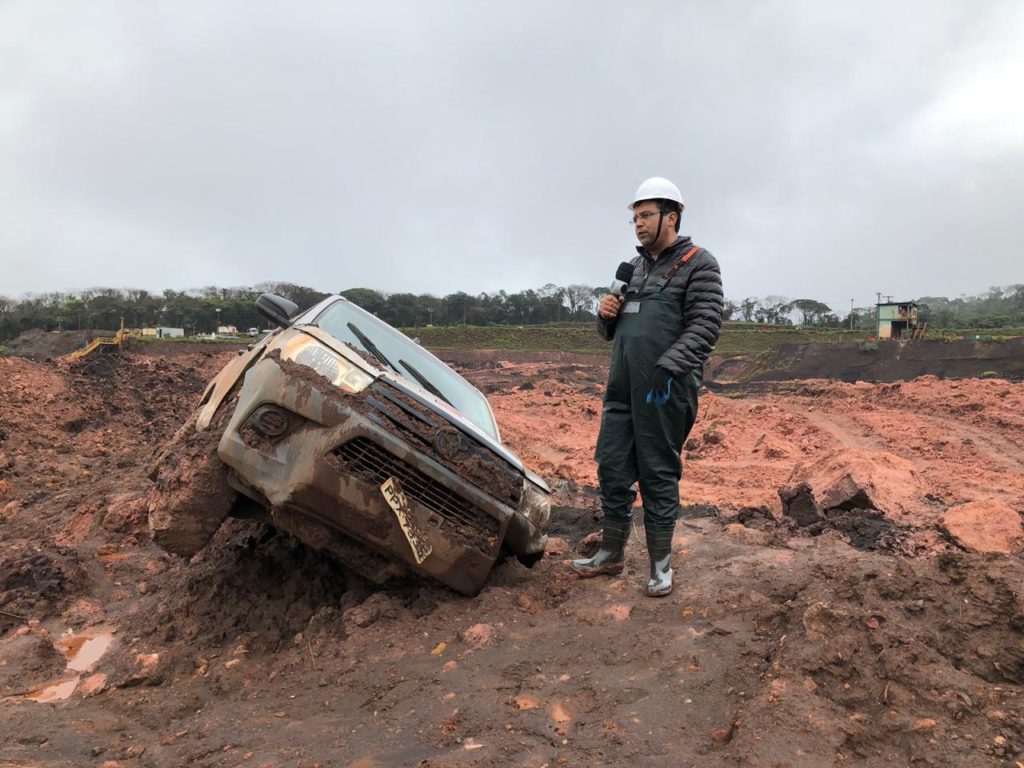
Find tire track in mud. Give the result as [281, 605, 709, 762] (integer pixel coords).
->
[913, 412, 1024, 474]
[776, 405, 887, 453]
[772, 394, 1024, 519]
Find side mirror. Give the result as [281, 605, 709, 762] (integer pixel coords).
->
[256, 293, 298, 328]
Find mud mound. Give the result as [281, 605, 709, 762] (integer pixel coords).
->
[787, 448, 928, 520]
[0, 631, 66, 696]
[142, 521, 365, 653]
[729, 337, 1024, 384]
[458, 359, 607, 396]
[3, 329, 91, 360]
[0, 352, 233, 508]
[740, 542, 1024, 764]
[436, 348, 609, 371]
[0, 542, 84, 631]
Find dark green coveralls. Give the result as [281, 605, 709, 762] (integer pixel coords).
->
[595, 264, 700, 533]
[580, 235, 722, 594]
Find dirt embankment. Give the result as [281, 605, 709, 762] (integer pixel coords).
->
[710, 337, 1024, 385]
[2, 348, 1024, 767]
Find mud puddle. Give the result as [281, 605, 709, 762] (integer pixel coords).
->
[22, 627, 115, 703]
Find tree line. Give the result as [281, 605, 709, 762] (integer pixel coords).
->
[1, 282, 1023, 342]
[0, 282, 604, 341]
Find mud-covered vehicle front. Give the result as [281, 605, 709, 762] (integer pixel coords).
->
[148, 294, 550, 595]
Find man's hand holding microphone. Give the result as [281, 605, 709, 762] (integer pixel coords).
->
[599, 294, 624, 319]
[600, 262, 635, 319]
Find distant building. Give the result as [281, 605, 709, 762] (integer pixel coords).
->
[876, 301, 920, 340]
[216, 325, 239, 336]
[140, 326, 186, 338]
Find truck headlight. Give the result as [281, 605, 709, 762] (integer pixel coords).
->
[518, 482, 551, 530]
[282, 339, 375, 393]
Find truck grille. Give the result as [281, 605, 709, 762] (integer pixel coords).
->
[333, 437, 501, 548]
[366, 382, 523, 508]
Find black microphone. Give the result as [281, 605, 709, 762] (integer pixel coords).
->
[610, 261, 635, 295]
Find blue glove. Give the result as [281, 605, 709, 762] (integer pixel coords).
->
[646, 367, 673, 405]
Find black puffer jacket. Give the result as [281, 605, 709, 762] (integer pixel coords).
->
[597, 236, 724, 377]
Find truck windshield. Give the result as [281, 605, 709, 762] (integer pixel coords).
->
[311, 299, 500, 441]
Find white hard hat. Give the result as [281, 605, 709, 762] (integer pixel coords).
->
[629, 177, 684, 210]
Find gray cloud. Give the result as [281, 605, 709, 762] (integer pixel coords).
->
[2, 1, 1021, 314]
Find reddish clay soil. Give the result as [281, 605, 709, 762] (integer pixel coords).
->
[2, 345, 1024, 767]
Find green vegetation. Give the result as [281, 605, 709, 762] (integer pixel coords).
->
[934, 328, 1024, 342]
[713, 326, 864, 355]
[406, 323, 867, 356]
[2, 281, 1022, 347]
[0, 283, 331, 342]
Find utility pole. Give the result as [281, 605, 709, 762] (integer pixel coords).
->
[850, 298, 855, 330]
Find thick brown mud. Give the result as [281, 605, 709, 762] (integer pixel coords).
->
[1, 346, 1023, 766]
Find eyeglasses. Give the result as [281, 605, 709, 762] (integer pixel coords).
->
[630, 211, 662, 225]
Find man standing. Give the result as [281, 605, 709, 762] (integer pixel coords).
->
[571, 177, 723, 597]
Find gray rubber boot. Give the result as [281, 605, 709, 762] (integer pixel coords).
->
[571, 518, 630, 578]
[645, 526, 674, 597]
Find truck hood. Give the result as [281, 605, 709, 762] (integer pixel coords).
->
[298, 326, 530, 477]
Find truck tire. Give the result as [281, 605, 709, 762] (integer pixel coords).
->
[148, 393, 239, 558]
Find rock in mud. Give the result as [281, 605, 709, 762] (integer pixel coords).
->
[820, 473, 876, 511]
[111, 651, 167, 688]
[779, 482, 823, 527]
[576, 531, 602, 557]
[736, 505, 773, 529]
[0, 543, 80, 621]
[342, 592, 401, 632]
[101, 493, 149, 534]
[544, 536, 569, 557]
[461, 623, 494, 648]
[79, 672, 108, 698]
[941, 501, 1024, 554]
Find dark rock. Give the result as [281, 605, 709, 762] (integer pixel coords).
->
[736, 506, 773, 529]
[824, 507, 889, 550]
[779, 482, 823, 527]
[703, 429, 724, 446]
[820, 473, 875, 511]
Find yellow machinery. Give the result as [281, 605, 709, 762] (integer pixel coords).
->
[67, 320, 128, 360]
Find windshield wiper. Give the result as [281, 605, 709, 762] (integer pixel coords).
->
[346, 322, 400, 374]
[399, 358, 454, 407]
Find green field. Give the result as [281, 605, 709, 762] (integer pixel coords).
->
[401, 323, 869, 356]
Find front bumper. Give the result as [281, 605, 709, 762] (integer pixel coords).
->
[216, 355, 523, 595]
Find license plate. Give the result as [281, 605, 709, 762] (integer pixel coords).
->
[381, 476, 432, 564]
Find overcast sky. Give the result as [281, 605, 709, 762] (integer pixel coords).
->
[2, 1, 1022, 312]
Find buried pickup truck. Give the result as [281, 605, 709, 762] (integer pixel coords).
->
[148, 293, 551, 595]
